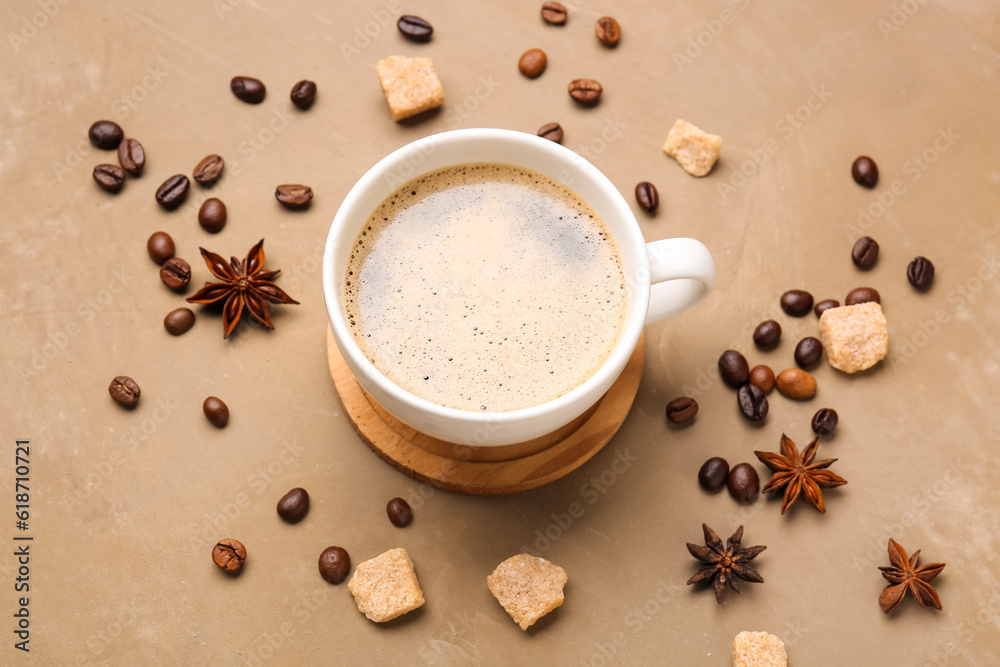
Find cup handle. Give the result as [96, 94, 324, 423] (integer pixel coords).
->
[644, 238, 715, 325]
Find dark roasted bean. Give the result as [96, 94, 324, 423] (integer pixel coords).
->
[727, 463, 760, 503]
[814, 299, 839, 317]
[193, 154, 225, 185]
[318, 546, 350, 584]
[666, 396, 698, 424]
[155, 174, 190, 209]
[397, 14, 433, 41]
[780, 289, 814, 317]
[852, 156, 878, 188]
[635, 182, 659, 213]
[811, 408, 839, 436]
[160, 257, 191, 291]
[907, 256, 935, 290]
[203, 396, 230, 428]
[89, 120, 123, 149]
[737, 384, 768, 421]
[147, 231, 175, 264]
[698, 457, 729, 492]
[230, 76, 266, 103]
[164, 308, 195, 335]
[537, 122, 563, 143]
[718, 350, 750, 388]
[794, 337, 823, 368]
[753, 320, 781, 349]
[277, 488, 310, 523]
[109, 376, 140, 407]
[117, 138, 145, 175]
[92, 164, 125, 192]
[275, 184, 313, 208]
[852, 236, 879, 268]
[386, 497, 413, 527]
[290, 80, 317, 109]
[845, 287, 880, 306]
[198, 198, 227, 233]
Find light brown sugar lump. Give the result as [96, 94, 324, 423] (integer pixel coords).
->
[818, 301, 889, 373]
[347, 547, 425, 622]
[376, 56, 445, 121]
[662, 119, 722, 177]
[487, 553, 567, 630]
[732, 631, 788, 667]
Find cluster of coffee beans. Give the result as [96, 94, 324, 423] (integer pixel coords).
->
[89, 121, 144, 193]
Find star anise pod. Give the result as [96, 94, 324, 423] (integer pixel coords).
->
[686, 524, 766, 604]
[878, 538, 945, 613]
[187, 239, 299, 338]
[754, 434, 847, 514]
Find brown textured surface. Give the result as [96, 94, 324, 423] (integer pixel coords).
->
[2, 0, 999, 664]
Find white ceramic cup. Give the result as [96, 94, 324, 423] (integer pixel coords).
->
[323, 128, 715, 446]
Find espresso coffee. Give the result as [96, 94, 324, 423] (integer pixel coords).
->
[344, 162, 627, 412]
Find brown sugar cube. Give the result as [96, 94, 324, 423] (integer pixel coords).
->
[375, 55, 445, 121]
[663, 119, 722, 177]
[818, 301, 889, 373]
[347, 547, 425, 622]
[487, 553, 567, 630]
[732, 631, 788, 667]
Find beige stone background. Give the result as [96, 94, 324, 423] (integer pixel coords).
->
[2, 0, 999, 664]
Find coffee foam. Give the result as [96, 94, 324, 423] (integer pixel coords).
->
[344, 163, 627, 412]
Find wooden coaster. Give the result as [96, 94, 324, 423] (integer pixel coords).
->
[327, 329, 644, 495]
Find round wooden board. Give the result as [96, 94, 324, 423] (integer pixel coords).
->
[326, 330, 645, 494]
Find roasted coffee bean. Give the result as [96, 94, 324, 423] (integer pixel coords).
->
[845, 286, 880, 306]
[203, 396, 230, 428]
[737, 384, 768, 421]
[540, 1, 567, 24]
[595, 16, 621, 45]
[635, 182, 659, 213]
[568, 78, 602, 104]
[193, 154, 225, 185]
[718, 350, 750, 388]
[518, 48, 547, 78]
[89, 120, 123, 149]
[852, 155, 879, 188]
[155, 174, 190, 209]
[275, 184, 313, 208]
[666, 396, 698, 423]
[727, 463, 760, 503]
[753, 320, 781, 349]
[160, 257, 191, 291]
[780, 289, 814, 317]
[814, 299, 839, 317]
[397, 14, 433, 41]
[852, 236, 879, 268]
[198, 198, 227, 233]
[147, 231, 175, 264]
[164, 307, 195, 335]
[749, 365, 775, 394]
[907, 256, 935, 290]
[92, 164, 125, 192]
[698, 457, 729, 492]
[537, 122, 563, 143]
[230, 76, 266, 103]
[775, 368, 817, 399]
[812, 408, 839, 436]
[276, 488, 310, 523]
[386, 497, 413, 527]
[117, 138, 145, 175]
[318, 546, 350, 584]
[794, 337, 823, 368]
[109, 375, 140, 407]
[290, 80, 317, 109]
[212, 538, 246, 573]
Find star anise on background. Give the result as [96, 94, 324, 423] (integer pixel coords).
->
[878, 538, 945, 613]
[754, 434, 847, 514]
[187, 239, 299, 338]
[686, 524, 766, 604]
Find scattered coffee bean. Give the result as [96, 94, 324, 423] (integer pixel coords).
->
[780, 289, 814, 317]
[230, 76, 266, 103]
[386, 497, 413, 527]
[276, 487, 310, 523]
[907, 256, 935, 290]
[737, 384, 768, 421]
[203, 396, 230, 428]
[160, 257, 191, 291]
[666, 396, 698, 424]
[199, 198, 228, 233]
[290, 80, 317, 109]
[749, 365, 775, 394]
[727, 463, 760, 503]
[775, 368, 817, 399]
[718, 350, 750, 388]
[845, 286, 880, 306]
[814, 299, 839, 317]
[851, 155, 879, 188]
[147, 231, 175, 264]
[117, 138, 145, 175]
[164, 307, 195, 335]
[634, 182, 659, 213]
[397, 14, 433, 41]
[518, 48, 547, 78]
[698, 457, 729, 492]
[318, 546, 351, 584]
[794, 337, 823, 368]
[595, 16, 621, 45]
[193, 154, 225, 185]
[852, 236, 879, 269]
[155, 174, 190, 209]
[540, 1, 567, 24]
[811, 408, 839, 436]
[109, 375, 140, 407]
[537, 122, 563, 143]
[212, 538, 246, 573]
[753, 320, 781, 349]
[88, 120, 123, 149]
[275, 184, 313, 208]
[568, 78, 602, 104]
[92, 164, 125, 192]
